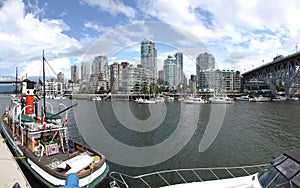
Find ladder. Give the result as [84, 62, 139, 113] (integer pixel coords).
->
[59, 129, 68, 153]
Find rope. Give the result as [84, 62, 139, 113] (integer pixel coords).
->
[0, 156, 26, 160]
[86, 156, 99, 188]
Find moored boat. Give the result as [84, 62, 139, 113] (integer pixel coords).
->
[184, 96, 208, 104]
[252, 95, 271, 102]
[209, 95, 234, 104]
[92, 96, 102, 101]
[109, 149, 300, 188]
[235, 95, 250, 101]
[0, 52, 109, 187]
[272, 95, 287, 101]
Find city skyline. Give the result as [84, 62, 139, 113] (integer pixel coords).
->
[1, 0, 300, 80]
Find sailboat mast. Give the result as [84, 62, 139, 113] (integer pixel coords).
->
[43, 50, 46, 114]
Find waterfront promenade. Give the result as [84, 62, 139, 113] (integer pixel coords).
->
[0, 134, 31, 188]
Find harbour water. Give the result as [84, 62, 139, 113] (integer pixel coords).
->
[1, 95, 300, 187]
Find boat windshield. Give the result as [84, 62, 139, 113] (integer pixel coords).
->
[258, 155, 300, 188]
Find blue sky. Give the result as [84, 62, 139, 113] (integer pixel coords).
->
[1, 0, 300, 80]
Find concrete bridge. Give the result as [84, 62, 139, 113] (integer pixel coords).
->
[242, 52, 300, 96]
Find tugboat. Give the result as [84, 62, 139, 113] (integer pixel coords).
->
[1, 51, 109, 187]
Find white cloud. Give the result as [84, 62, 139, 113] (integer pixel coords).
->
[0, 0, 82, 78]
[136, 0, 300, 72]
[80, 0, 136, 18]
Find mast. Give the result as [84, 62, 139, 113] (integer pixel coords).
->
[15, 67, 18, 95]
[43, 50, 46, 115]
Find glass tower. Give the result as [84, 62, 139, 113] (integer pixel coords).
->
[141, 38, 157, 82]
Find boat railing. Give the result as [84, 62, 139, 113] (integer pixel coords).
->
[109, 164, 269, 188]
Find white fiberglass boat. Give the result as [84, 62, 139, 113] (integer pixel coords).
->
[184, 96, 208, 104]
[272, 95, 287, 101]
[109, 149, 300, 188]
[252, 95, 271, 102]
[235, 95, 250, 101]
[209, 96, 234, 104]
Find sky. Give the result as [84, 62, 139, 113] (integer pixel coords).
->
[1, 0, 300, 80]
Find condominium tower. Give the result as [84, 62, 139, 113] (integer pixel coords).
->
[141, 38, 157, 82]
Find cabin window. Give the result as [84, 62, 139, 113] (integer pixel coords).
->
[291, 173, 300, 187]
[259, 159, 300, 188]
[276, 158, 300, 179]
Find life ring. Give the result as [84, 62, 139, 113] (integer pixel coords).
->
[93, 155, 100, 163]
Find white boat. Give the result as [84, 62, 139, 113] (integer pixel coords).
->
[209, 96, 234, 104]
[272, 95, 287, 101]
[141, 98, 157, 104]
[184, 96, 208, 104]
[177, 97, 184, 101]
[252, 95, 271, 102]
[289, 96, 299, 101]
[235, 95, 250, 101]
[109, 149, 300, 188]
[92, 96, 102, 101]
[135, 98, 156, 104]
[155, 96, 165, 103]
[166, 96, 174, 101]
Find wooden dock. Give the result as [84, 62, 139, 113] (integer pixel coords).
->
[0, 134, 31, 188]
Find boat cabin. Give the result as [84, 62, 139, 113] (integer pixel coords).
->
[258, 150, 300, 188]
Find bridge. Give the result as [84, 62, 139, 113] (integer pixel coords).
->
[242, 51, 300, 96]
[0, 75, 22, 84]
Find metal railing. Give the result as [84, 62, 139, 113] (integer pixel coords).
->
[109, 164, 269, 188]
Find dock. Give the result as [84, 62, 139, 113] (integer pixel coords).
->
[0, 134, 31, 188]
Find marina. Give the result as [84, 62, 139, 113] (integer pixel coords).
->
[1, 94, 300, 187]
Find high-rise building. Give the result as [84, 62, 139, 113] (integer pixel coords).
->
[175, 52, 183, 83]
[121, 64, 153, 94]
[141, 38, 157, 82]
[71, 65, 79, 83]
[196, 52, 215, 87]
[110, 62, 121, 91]
[81, 62, 90, 84]
[92, 55, 108, 75]
[157, 70, 164, 85]
[163, 55, 180, 89]
[198, 70, 240, 92]
[57, 72, 64, 83]
[196, 52, 215, 72]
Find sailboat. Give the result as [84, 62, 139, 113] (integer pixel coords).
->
[1, 51, 109, 187]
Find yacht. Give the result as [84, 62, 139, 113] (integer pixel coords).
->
[272, 95, 287, 101]
[109, 149, 300, 188]
[92, 96, 102, 101]
[235, 95, 250, 101]
[184, 96, 208, 104]
[209, 96, 234, 104]
[252, 95, 271, 102]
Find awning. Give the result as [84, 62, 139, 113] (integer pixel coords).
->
[18, 114, 34, 122]
[46, 112, 61, 120]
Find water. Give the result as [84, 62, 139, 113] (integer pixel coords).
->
[1, 95, 300, 187]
